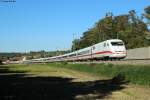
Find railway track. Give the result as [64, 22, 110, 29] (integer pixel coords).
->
[70, 59, 150, 65]
[7, 59, 150, 65]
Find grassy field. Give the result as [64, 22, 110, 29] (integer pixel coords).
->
[2, 63, 150, 86]
[0, 64, 127, 100]
[0, 64, 150, 100]
[48, 62, 150, 86]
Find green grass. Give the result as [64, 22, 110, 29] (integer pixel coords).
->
[48, 63, 150, 86]
[0, 64, 56, 74]
[2, 63, 150, 86]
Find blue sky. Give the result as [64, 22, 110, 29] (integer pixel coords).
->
[0, 0, 150, 52]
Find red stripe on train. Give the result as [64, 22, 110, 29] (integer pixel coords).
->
[95, 51, 126, 55]
[95, 51, 113, 54]
[66, 51, 126, 59]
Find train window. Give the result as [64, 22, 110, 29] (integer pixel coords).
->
[78, 50, 90, 55]
[107, 43, 109, 46]
[93, 46, 95, 50]
[111, 42, 123, 46]
[69, 54, 76, 57]
[104, 43, 106, 47]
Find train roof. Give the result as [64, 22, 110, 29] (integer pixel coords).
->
[105, 39, 123, 42]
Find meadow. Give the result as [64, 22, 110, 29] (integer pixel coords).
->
[48, 62, 150, 86]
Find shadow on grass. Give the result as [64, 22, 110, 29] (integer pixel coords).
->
[0, 65, 28, 74]
[0, 65, 128, 100]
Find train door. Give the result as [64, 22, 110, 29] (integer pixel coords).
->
[103, 42, 110, 57]
[91, 47, 93, 59]
[103, 42, 107, 51]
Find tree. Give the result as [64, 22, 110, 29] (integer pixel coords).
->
[144, 6, 150, 21]
[72, 39, 80, 51]
[144, 6, 150, 38]
[40, 50, 46, 58]
[0, 60, 3, 65]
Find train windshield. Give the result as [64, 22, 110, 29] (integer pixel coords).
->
[111, 42, 124, 46]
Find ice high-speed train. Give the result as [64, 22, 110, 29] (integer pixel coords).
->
[24, 39, 127, 63]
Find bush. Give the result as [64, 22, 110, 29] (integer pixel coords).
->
[0, 60, 3, 65]
[111, 73, 127, 84]
[61, 61, 68, 65]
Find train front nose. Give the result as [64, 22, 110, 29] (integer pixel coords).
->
[110, 50, 127, 58]
[110, 43, 127, 58]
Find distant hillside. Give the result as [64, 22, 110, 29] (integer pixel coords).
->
[0, 50, 70, 61]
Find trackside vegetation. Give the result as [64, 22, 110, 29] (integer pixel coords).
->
[48, 63, 150, 86]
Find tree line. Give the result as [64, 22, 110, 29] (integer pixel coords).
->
[0, 50, 70, 62]
[72, 6, 150, 50]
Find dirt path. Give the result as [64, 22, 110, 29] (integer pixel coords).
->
[0, 64, 150, 100]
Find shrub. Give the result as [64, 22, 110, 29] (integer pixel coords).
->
[61, 61, 68, 65]
[0, 60, 3, 65]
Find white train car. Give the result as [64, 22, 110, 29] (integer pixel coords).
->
[91, 39, 126, 59]
[56, 39, 127, 61]
[24, 39, 126, 63]
[76, 47, 91, 60]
